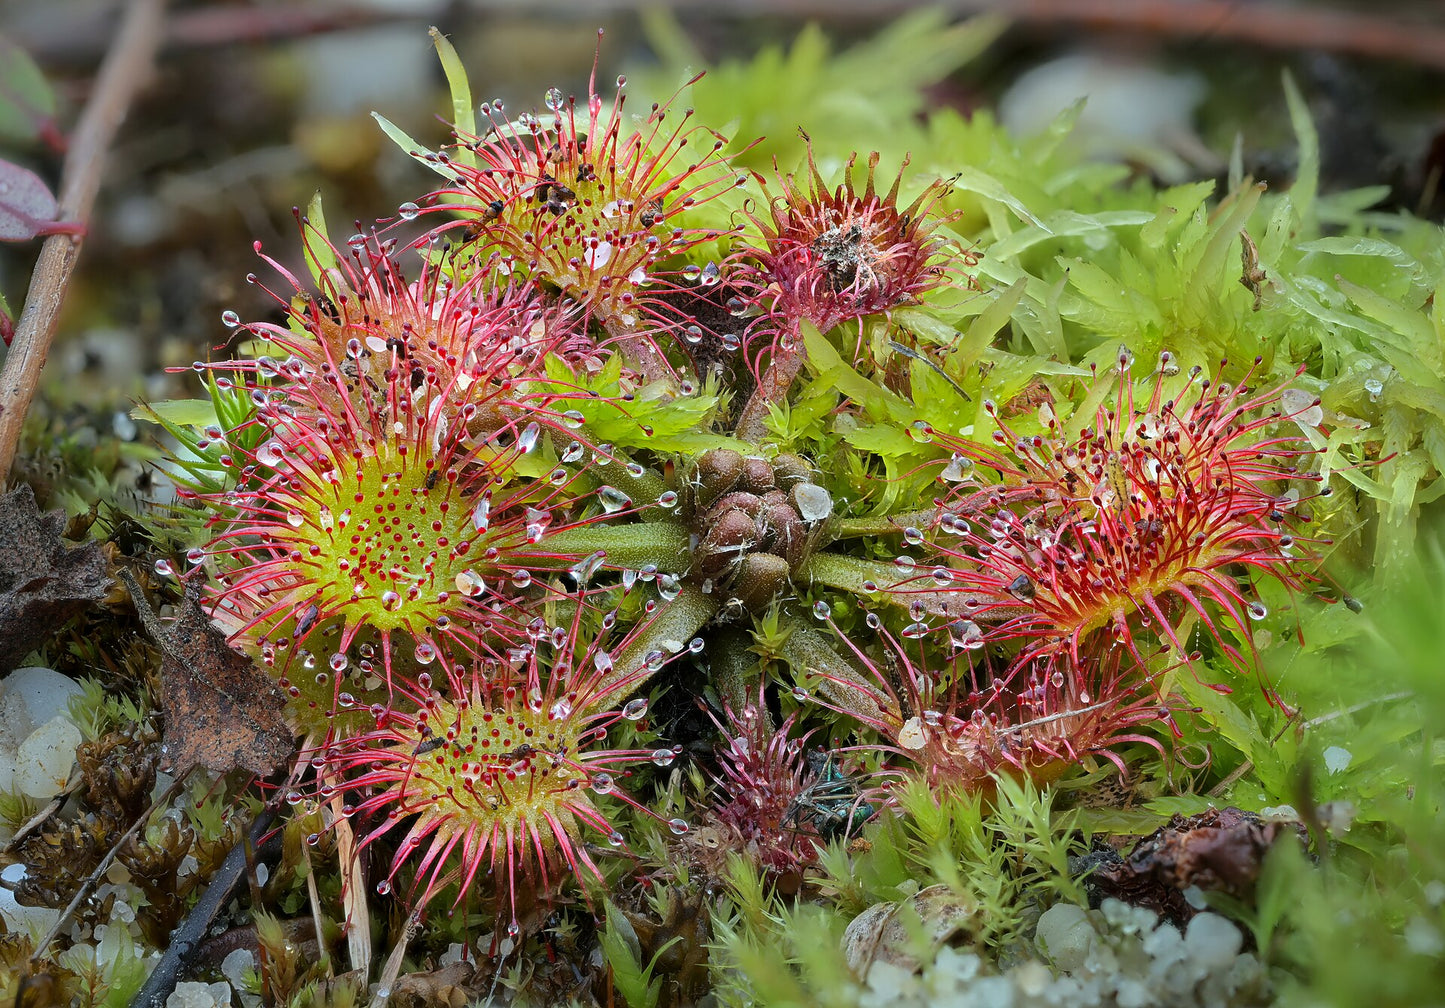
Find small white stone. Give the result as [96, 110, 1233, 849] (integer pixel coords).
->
[1322, 746, 1353, 774]
[1405, 916, 1445, 957]
[864, 960, 913, 998]
[166, 980, 233, 1008]
[966, 975, 1015, 1008]
[1035, 903, 1095, 972]
[0, 667, 84, 792]
[1009, 959, 1050, 996]
[221, 947, 260, 1008]
[1185, 913, 1243, 970]
[14, 714, 82, 799]
[1142, 920, 1186, 967]
[1115, 976, 1154, 1008]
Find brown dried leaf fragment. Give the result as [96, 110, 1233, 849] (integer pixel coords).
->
[1085, 807, 1305, 925]
[122, 570, 292, 777]
[389, 962, 481, 1008]
[0, 484, 111, 671]
[1240, 229, 1268, 311]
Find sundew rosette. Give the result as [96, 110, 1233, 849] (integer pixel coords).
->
[810, 609, 1177, 794]
[892, 354, 1331, 683]
[195, 241, 618, 724]
[238, 229, 594, 434]
[738, 145, 961, 338]
[420, 64, 747, 379]
[731, 143, 967, 436]
[320, 606, 690, 933]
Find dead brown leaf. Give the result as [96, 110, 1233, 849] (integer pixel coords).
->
[1086, 807, 1306, 925]
[121, 570, 292, 777]
[0, 485, 111, 671]
[389, 962, 480, 1008]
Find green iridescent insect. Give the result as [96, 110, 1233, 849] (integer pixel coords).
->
[782, 750, 874, 841]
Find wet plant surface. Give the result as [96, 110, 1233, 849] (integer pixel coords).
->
[1, 5, 1444, 1008]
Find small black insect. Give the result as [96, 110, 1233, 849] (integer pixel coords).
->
[492, 743, 539, 764]
[294, 603, 320, 637]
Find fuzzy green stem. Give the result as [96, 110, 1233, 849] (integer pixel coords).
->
[797, 552, 906, 595]
[798, 551, 1024, 622]
[592, 583, 719, 709]
[712, 628, 767, 731]
[778, 623, 885, 725]
[537, 521, 692, 573]
[735, 345, 804, 444]
[588, 450, 669, 503]
[829, 508, 941, 540]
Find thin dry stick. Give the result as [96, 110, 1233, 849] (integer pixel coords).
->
[369, 910, 424, 1008]
[1, 786, 72, 854]
[29, 771, 189, 962]
[0, 0, 167, 486]
[327, 787, 374, 977]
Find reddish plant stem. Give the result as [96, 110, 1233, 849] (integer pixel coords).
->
[0, 0, 167, 486]
[736, 349, 804, 444]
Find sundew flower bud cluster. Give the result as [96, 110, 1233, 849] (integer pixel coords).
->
[155, 31, 1343, 942]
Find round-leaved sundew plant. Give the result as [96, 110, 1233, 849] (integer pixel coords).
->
[690, 690, 829, 886]
[900, 354, 1329, 683]
[422, 58, 747, 381]
[812, 609, 1177, 793]
[196, 233, 618, 732]
[733, 144, 965, 438]
[795, 354, 1333, 792]
[321, 602, 689, 934]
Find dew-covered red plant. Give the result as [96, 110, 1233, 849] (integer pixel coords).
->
[899, 354, 1326, 679]
[692, 692, 826, 884]
[733, 144, 964, 437]
[812, 611, 1177, 793]
[192, 234, 623, 731]
[321, 604, 688, 931]
[145, 29, 1358, 957]
[421, 62, 746, 380]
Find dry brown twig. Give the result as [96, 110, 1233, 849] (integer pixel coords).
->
[0, 0, 168, 486]
[28, 772, 189, 963]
